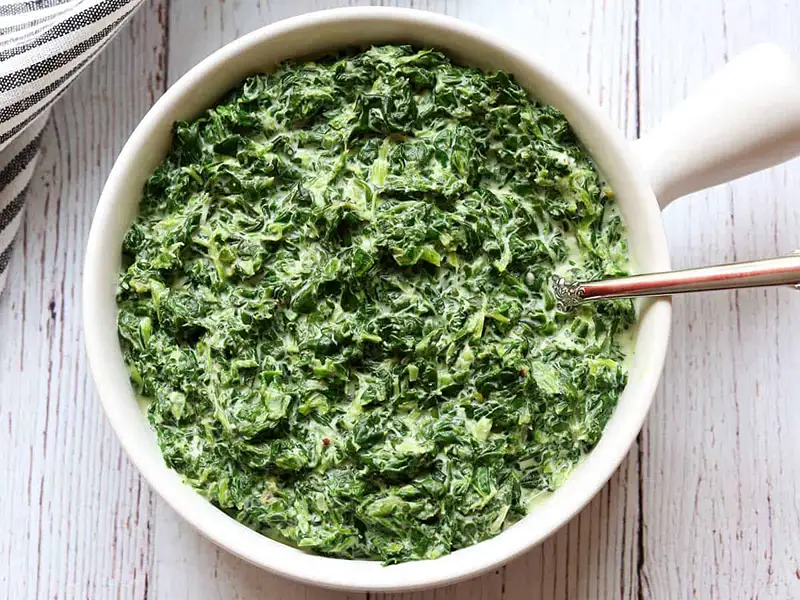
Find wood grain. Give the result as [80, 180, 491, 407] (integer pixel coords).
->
[638, 1, 800, 598]
[2, 0, 799, 598]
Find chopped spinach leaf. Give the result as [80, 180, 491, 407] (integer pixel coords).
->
[117, 45, 635, 564]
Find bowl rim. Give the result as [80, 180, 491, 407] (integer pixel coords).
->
[83, 5, 672, 591]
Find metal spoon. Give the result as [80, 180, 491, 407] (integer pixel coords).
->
[553, 251, 800, 311]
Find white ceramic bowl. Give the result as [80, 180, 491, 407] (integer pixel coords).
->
[83, 7, 800, 591]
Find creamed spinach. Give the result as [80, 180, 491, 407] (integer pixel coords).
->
[117, 45, 635, 564]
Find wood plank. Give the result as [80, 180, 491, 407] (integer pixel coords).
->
[160, 1, 640, 599]
[638, 1, 800, 597]
[0, 2, 168, 599]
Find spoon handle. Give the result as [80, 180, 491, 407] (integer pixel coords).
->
[554, 252, 800, 310]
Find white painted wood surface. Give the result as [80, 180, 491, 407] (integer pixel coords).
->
[0, 1, 798, 598]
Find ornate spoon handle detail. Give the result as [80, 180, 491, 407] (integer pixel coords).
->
[554, 252, 800, 311]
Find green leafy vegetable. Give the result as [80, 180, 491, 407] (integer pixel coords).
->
[116, 45, 635, 564]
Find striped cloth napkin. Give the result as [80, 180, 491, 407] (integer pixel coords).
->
[0, 0, 143, 292]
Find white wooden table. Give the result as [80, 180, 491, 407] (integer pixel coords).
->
[2, 1, 800, 598]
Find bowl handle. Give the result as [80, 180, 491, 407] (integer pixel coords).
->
[632, 43, 800, 209]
